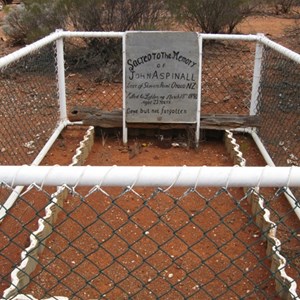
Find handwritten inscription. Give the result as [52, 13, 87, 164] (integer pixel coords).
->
[128, 51, 197, 80]
[125, 32, 199, 123]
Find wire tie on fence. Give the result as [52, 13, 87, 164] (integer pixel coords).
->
[20, 185, 32, 197]
[286, 165, 295, 189]
[72, 165, 90, 193]
[86, 166, 115, 197]
[40, 164, 59, 190]
[94, 165, 118, 197]
[225, 165, 239, 190]
[128, 165, 145, 191]
[164, 165, 186, 192]
[69, 165, 89, 195]
[98, 165, 117, 188]
[11, 164, 28, 188]
[256, 165, 270, 189]
[194, 165, 206, 190]
[86, 166, 117, 197]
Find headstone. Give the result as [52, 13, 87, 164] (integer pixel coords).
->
[125, 32, 199, 123]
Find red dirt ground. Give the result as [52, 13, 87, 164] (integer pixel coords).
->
[0, 7, 300, 300]
[1, 127, 299, 299]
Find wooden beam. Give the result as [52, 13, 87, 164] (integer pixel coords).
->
[69, 106, 260, 129]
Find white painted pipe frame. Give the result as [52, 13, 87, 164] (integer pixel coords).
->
[0, 31, 61, 69]
[195, 34, 203, 147]
[0, 122, 67, 221]
[122, 32, 128, 144]
[0, 31, 125, 69]
[1, 31, 299, 71]
[233, 127, 300, 221]
[56, 30, 68, 122]
[201, 33, 300, 64]
[2, 30, 298, 145]
[201, 33, 259, 41]
[250, 129, 300, 221]
[0, 30, 299, 210]
[60, 31, 124, 39]
[0, 166, 299, 188]
[250, 33, 264, 116]
[258, 34, 300, 64]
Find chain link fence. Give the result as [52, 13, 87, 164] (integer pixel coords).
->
[255, 41, 300, 201]
[0, 31, 300, 299]
[201, 40, 255, 116]
[257, 45, 300, 167]
[0, 43, 60, 166]
[0, 177, 299, 299]
[64, 37, 123, 113]
[0, 32, 298, 169]
[64, 37, 256, 116]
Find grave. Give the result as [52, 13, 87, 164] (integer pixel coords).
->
[125, 31, 199, 124]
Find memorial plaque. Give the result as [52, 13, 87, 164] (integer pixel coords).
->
[125, 32, 199, 123]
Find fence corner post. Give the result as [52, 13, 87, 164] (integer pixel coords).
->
[122, 32, 128, 145]
[250, 33, 264, 116]
[195, 33, 203, 148]
[55, 29, 68, 122]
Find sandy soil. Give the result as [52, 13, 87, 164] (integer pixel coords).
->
[0, 6, 300, 300]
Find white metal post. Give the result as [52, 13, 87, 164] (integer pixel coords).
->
[250, 33, 264, 116]
[56, 30, 68, 122]
[1, 166, 300, 188]
[195, 34, 203, 147]
[259, 34, 300, 64]
[122, 33, 128, 144]
[0, 31, 62, 69]
[0, 122, 66, 222]
[250, 130, 300, 221]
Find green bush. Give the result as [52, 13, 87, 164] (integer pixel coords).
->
[2, 1, 68, 45]
[67, 0, 164, 32]
[2, 0, 165, 45]
[167, 0, 257, 33]
[2, 4, 28, 45]
[273, 0, 297, 13]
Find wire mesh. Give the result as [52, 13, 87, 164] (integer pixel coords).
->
[0, 32, 300, 299]
[0, 183, 299, 299]
[201, 40, 255, 115]
[64, 37, 123, 114]
[0, 44, 60, 166]
[257, 45, 300, 167]
[64, 38, 257, 117]
[256, 44, 300, 201]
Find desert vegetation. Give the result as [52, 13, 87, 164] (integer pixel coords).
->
[1, 0, 300, 46]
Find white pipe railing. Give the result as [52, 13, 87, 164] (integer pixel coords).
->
[195, 33, 203, 147]
[250, 33, 264, 116]
[56, 30, 68, 122]
[200, 33, 259, 41]
[122, 30, 128, 144]
[249, 129, 300, 221]
[0, 30, 124, 69]
[259, 34, 300, 64]
[60, 31, 124, 39]
[0, 121, 67, 221]
[199, 32, 300, 62]
[1, 30, 299, 215]
[0, 31, 62, 68]
[0, 166, 299, 188]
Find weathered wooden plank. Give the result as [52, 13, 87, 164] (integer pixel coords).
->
[69, 106, 260, 129]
